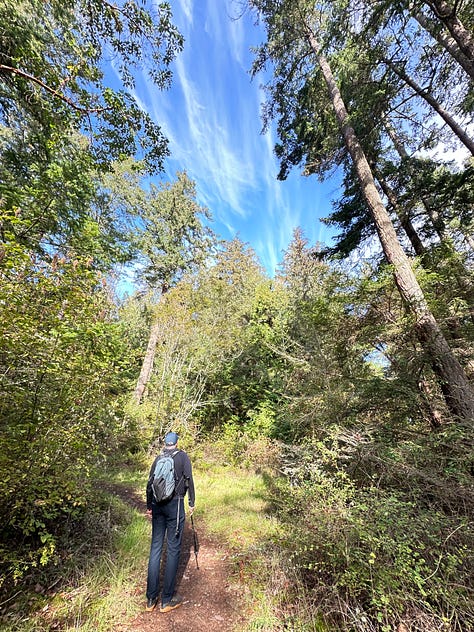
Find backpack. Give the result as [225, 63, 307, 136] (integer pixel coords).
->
[151, 450, 179, 503]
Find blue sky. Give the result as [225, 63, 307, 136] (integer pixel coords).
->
[130, 0, 341, 276]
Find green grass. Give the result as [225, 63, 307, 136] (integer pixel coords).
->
[193, 464, 291, 631]
[192, 460, 333, 632]
[195, 465, 281, 547]
[0, 474, 149, 632]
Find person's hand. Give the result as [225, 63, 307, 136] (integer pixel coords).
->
[189, 505, 195, 516]
[146, 508, 152, 517]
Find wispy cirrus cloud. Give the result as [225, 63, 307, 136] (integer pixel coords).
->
[176, 0, 194, 27]
[135, 0, 337, 274]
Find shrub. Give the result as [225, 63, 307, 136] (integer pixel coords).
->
[268, 441, 474, 631]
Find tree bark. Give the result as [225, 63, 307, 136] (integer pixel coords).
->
[382, 120, 474, 314]
[464, 233, 474, 251]
[384, 58, 474, 156]
[305, 28, 474, 423]
[134, 284, 171, 404]
[134, 320, 161, 404]
[412, 7, 474, 80]
[418, 377, 447, 428]
[383, 118, 447, 239]
[375, 173, 426, 257]
[423, 0, 474, 67]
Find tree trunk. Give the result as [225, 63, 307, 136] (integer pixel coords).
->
[412, 7, 474, 80]
[382, 121, 474, 317]
[375, 173, 426, 257]
[376, 171, 474, 329]
[134, 285, 170, 404]
[383, 118, 447, 239]
[424, 0, 474, 66]
[418, 377, 447, 428]
[134, 320, 161, 404]
[384, 58, 474, 156]
[465, 233, 474, 251]
[305, 29, 474, 422]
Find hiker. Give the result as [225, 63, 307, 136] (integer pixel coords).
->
[145, 431, 195, 613]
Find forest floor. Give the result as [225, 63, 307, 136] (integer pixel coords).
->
[109, 482, 248, 632]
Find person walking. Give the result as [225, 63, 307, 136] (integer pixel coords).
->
[145, 431, 195, 613]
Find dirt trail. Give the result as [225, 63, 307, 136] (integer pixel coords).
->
[110, 484, 247, 632]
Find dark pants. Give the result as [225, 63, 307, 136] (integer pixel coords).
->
[146, 496, 185, 605]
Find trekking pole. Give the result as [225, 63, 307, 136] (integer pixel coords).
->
[190, 514, 199, 570]
[175, 497, 181, 538]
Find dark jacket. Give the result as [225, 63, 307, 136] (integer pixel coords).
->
[146, 448, 195, 510]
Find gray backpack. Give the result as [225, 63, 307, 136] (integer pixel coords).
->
[151, 450, 179, 503]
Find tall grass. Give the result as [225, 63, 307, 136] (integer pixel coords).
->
[189, 461, 286, 630]
[6, 440, 468, 632]
[196, 464, 281, 546]
[2, 443, 345, 631]
[0, 476, 149, 632]
[193, 443, 330, 631]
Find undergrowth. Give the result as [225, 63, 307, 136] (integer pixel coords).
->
[0, 465, 148, 631]
[189, 441, 286, 631]
[194, 435, 334, 631]
[3, 432, 470, 632]
[0, 449, 285, 632]
[204, 428, 474, 632]
[264, 436, 474, 632]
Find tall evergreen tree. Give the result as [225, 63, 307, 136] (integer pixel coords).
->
[131, 172, 216, 403]
[249, 0, 474, 421]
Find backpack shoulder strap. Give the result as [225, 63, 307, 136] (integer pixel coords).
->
[171, 450, 185, 490]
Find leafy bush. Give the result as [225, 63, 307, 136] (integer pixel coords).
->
[0, 249, 135, 586]
[269, 441, 474, 631]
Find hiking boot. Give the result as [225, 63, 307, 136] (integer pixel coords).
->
[160, 595, 183, 613]
[146, 597, 158, 611]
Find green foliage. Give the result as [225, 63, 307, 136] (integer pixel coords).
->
[120, 219, 473, 628]
[0, 474, 149, 631]
[117, 293, 155, 376]
[271, 439, 474, 630]
[132, 170, 215, 290]
[134, 237, 279, 439]
[1, 4, 472, 625]
[0, 0, 188, 585]
[0, 0, 183, 174]
[0, 246, 136, 584]
[246, 401, 277, 440]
